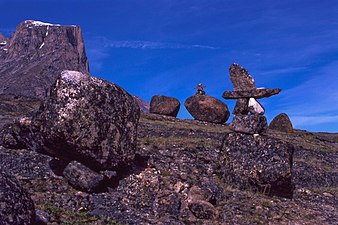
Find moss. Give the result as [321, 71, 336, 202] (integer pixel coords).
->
[36, 203, 121, 225]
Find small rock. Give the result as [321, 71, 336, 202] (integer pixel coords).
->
[35, 209, 49, 225]
[248, 98, 265, 115]
[184, 95, 230, 124]
[150, 95, 180, 117]
[230, 114, 268, 134]
[63, 161, 105, 193]
[189, 200, 216, 220]
[269, 113, 294, 133]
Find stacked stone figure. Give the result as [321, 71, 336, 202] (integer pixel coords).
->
[223, 63, 281, 134]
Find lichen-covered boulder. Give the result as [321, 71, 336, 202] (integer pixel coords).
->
[230, 114, 268, 134]
[269, 113, 294, 133]
[184, 95, 230, 124]
[150, 95, 180, 117]
[33, 70, 140, 170]
[0, 171, 35, 225]
[219, 133, 294, 198]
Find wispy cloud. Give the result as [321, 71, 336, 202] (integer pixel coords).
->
[106, 40, 219, 50]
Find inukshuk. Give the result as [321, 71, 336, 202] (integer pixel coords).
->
[223, 63, 281, 134]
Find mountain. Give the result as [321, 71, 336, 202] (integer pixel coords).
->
[0, 20, 89, 99]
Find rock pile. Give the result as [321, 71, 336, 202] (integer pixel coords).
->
[220, 64, 294, 197]
[223, 63, 281, 134]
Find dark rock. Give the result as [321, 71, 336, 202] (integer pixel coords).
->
[230, 114, 268, 134]
[0, 117, 43, 150]
[150, 95, 180, 117]
[229, 63, 256, 91]
[184, 95, 230, 124]
[33, 70, 140, 171]
[220, 132, 294, 198]
[63, 161, 105, 193]
[269, 113, 294, 133]
[35, 209, 49, 225]
[222, 88, 281, 99]
[0, 171, 35, 225]
[0, 20, 89, 99]
[189, 200, 216, 220]
[233, 98, 249, 115]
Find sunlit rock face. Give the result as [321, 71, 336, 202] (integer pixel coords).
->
[0, 20, 89, 99]
[33, 70, 140, 171]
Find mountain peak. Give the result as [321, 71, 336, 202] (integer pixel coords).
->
[0, 20, 89, 99]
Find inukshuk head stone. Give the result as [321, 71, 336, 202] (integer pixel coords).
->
[222, 63, 281, 134]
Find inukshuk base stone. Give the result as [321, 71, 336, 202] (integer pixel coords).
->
[223, 63, 281, 134]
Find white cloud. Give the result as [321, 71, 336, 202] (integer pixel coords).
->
[105, 40, 219, 50]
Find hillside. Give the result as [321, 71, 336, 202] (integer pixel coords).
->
[0, 112, 337, 224]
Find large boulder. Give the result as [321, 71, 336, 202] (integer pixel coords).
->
[150, 95, 180, 117]
[184, 95, 230, 124]
[0, 171, 35, 224]
[269, 113, 294, 133]
[229, 114, 268, 134]
[219, 133, 294, 198]
[33, 70, 140, 171]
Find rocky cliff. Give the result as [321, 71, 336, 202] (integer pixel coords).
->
[0, 20, 89, 99]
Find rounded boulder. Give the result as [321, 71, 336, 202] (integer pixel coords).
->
[269, 113, 294, 133]
[184, 95, 230, 124]
[150, 95, 180, 117]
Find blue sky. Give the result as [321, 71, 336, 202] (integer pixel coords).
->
[1, 0, 338, 132]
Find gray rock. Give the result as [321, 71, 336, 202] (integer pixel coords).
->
[184, 95, 230, 124]
[220, 133, 294, 198]
[150, 95, 180, 117]
[222, 88, 281, 99]
[229, 63, 256, 91]
[0, 171, 35, 225]
[230, 114, 268, 134]
[63, 161, 105, 193]
[33, 70, 140, 170]
[232, 98, 249, 115]
[269, 113, 294, 133]
[189, 200, 216, 220]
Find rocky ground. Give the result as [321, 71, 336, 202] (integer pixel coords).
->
[0, 112, 337, 224]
